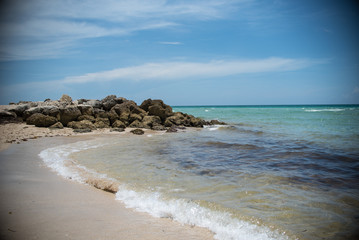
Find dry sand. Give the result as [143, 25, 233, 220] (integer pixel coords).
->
[0, 123, 213, 240]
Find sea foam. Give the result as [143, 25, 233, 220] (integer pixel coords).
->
[304, 108, 345, 112]
[39, 139, 289, 240]
[39, 140, 107, 183]
[116, 186, 288, 240]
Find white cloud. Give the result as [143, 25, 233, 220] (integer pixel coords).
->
[60, 58, 326, 84]
[1, 57, 328, 103]
[0, 0, 242, 61]
[159, 42, 183, 45]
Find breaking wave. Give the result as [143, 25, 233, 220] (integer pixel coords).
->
[39, 139, 289, 240]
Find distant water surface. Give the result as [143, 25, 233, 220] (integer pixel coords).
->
[40, 105, 359, 240]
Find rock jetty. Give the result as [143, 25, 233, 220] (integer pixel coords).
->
[0, 94, 225, 132]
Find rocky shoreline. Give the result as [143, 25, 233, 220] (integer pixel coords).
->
[0, 94, 225, 134]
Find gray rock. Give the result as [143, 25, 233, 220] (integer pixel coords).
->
[130, 128, 144, 135]
[142, 115, 162, 129]
[59, 94, 72, 104]
[101, 95, 125, 111]
[77, 115, 96, 123]
[129, 113, 142, 123]
[59, 106, 82, 126]
[209, 119, 226, 125]
[165, 112, 186, 126]
[0, 110, 18, 123]
[110, 128, 125, 132]
[112, 120, 126, 128]
[49, 122, 64, 129]
[26, 113, 58, 127]
[41, 106, 60, 119]
[78, 105, 94, 116]
[129, 120, 145, 128]
[166, 126, 178, 133]
[8, 104, 29, 117]
[68, 120, 96, 130]
[151, 125, 167, 131]
[107, 110, 119, 125]
[73, 129, 92, 133]
[86, 99, 102, 108]
[94, 117, 110, 128]
[142, 99, 172, 122]
[23, 107, 42, 120]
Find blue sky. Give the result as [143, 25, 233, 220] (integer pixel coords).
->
[0, 0, 358, 105]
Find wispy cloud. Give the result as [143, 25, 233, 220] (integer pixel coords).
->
[1, 57, 328, 103]
[0, 0, 242, 61]
[60, 58, 327, 84]
[159, 42, 183, 45]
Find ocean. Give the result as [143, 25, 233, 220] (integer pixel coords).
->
[39, 105, 359, 240]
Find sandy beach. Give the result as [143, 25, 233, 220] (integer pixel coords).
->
[0, 123, 213, 240]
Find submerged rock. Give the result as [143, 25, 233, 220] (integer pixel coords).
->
[166, 126, 178, 133]
[73, 129, 92, 133]
[130, 128, 145, 135]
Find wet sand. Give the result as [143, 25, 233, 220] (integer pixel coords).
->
[0, 131, 213, 239]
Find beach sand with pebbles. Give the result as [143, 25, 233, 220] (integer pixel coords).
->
[0, 123, 213, 240]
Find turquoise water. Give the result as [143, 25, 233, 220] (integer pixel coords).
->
[40, 105, 359, 240]
[173, 105, 359, 155]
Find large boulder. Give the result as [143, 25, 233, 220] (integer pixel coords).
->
[164, 112, 187, 126]
[151, 125, 166, 131]
[209, 119, 226, 125]
[112, 120, 126, 128]
[129, 113, 142, 123]
[101, 95, 117, 111]
[164, 112, 205, 128]
[189, 115, 206, 127]
[0, 110, 18, 123]
[130, 128, 144, 135]
[107, 110, 119, 125]
[23, 106, 60, 120]
[26, 113, 58, 127]
[111, 101, 145, 125]
[78, 105, 94, 116]
[94, 117, 110, 128]
[68, 120, 96, 130]
[77, 115, 95, 123]
[23, 107, 42, 120]
[101, 95, 128, 111]
[128, 120, 145, 128]
[59, 94, 72, 104]
[142, 115, 162, 129]
[111, 101, 145, 116]
[59, 106, 82, 126]
[85, 99, 102, 109]
[148, 105, 167, 121]
[7, 104, 29, 117]
[41, 106, 60, 119]
[140, 99, 172, 122]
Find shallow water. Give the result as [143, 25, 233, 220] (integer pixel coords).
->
[40, 105, 359, 240]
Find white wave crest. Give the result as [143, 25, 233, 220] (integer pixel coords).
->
[38, 140, 107, 183]
[116, 186, 288, 240]
[304, 108, 345, 112]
